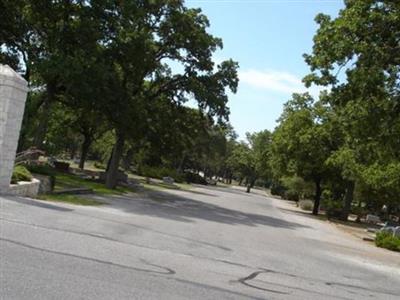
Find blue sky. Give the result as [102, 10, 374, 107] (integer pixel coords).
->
[186, 0, 344, 140]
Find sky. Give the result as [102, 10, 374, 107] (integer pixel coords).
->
[185, 0, 344, 140]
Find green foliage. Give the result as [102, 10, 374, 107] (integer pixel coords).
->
[38, 194, 103, 206]
[184, 172, 208, 185]
[93, 162, 106, 170]
[26, 164, 56, 177]
[225, 130, 272, 191]
[284, 190, 300, 202]
[375, 231, 400, 252]
[282, 176, 314, 200]
[323, 199, 343, 219]
[11, 166, 33, 184]
[25, 164, 56, 189]
[303, 0, 400, 217]
[270, 181, 286, 196]
[91, 131, 116, 164]
[2, 0, 239, 189]
[299, 200, 314, 211]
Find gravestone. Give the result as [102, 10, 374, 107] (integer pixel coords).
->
[0, 65, 28, 192]
[394, 227, 400, 238]
[163, 176, 175, 185]
[366, 214, 381, 225]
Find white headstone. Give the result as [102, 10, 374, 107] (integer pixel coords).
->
[0, 65, 28, 192]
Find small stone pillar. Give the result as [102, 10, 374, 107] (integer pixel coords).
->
[0, 65, 28, 192]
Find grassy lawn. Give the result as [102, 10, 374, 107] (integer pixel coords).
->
[36, 164, 199, 206]
[142, 180, 193, 192]
[127, 173, 193, 192]
[38, 193, 104, 206]
[36, 167, 135, 206]
[54, 171, 132, 195]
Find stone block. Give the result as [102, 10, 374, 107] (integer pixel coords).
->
[162, 176, 175, 185]
[0, 65, 28, 192]
[366, 214, 381, 225]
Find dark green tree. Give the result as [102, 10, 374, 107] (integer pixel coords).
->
[304, 0, 400, 219]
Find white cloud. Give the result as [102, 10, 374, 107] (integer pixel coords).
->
[239, 69, 324, 98]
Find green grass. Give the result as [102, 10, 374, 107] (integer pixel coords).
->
[127, 173, 193, 192]
[11, 165, 33, 184]
[141, 181, 193, 192]
[215, 182, 231, 188]
[375, 231, 400, 252]
[36, 169, 137, 206]
[54, 171, 132, 195]
[38, 194, 104, 206]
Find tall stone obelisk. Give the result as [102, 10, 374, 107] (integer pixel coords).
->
[0, 65, 28, 192]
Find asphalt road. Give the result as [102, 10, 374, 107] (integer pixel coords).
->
[1, 185, 399, 299]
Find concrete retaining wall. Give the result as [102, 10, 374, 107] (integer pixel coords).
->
[8, 179, 40, 197]
[0, 65, 28, 193]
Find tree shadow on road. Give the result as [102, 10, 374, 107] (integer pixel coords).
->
[2, 196, 73, 212]
[194, 184, 254, 197]
[99, 189, 310, 230]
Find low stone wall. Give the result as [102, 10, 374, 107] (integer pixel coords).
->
[7, 178, 40, 197]
[32, 173, 54, 194]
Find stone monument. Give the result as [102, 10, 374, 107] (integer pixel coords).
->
[0, 65, 28, 192]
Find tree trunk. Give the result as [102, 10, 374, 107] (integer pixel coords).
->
[79, 135, 92, 170]
[312, 178, 322, 215]
[122, 147, 134, 171]
[246, 185, 251, 193]
[246, 178, 256, 193]
[177, 154, 186, 173]
[340, 181, 355, 221]
[105, 133, 125, 189]
[355, 198, 362, 223]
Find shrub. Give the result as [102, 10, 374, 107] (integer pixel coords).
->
[11, 165, 33, 184]
[184, 172, 208, 185]
[284, 189, 300, 201]
[93, 161, 106, 170]
[26, 164, 56, 176]
[270, 182, 286, 196]
[54, 161, 70, 171]
[299, 199, 314, 211]
[282, 176, 314, 199]
[26, 164, 56, 190]
[375, 231, 400, 252]
[323, 199, 343, 219]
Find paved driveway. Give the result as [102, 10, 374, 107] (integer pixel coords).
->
[1, 185, 399, 299]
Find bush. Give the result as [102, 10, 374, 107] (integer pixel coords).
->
[93, 161, 106, 170]
[375, 231, 400, 252]
[323, 199, 343, 219]
[26, 164, 56, 176]
[282, 176, 314, 200]
[184, 172, 208, 185]
[299, 200, 314, 211]
[284, 189, 300, 201]
[270, 182, 286, 196]
[26, 164, 56, 190]
[11, 165, 33, 184]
